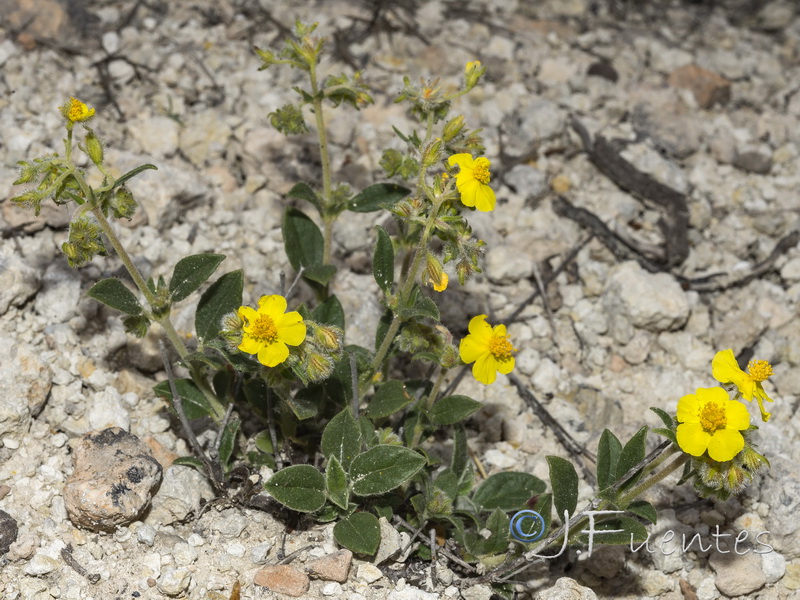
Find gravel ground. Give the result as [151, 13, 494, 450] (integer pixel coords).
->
[1, 0, 800, 598]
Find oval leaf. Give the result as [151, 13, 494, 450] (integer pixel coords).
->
[349, 183, 410, 212]
[366, 380, 412, 419]
[350, 445, 426, 496]
[321, 408, 362, 469]
[429, 395, 482, 425]
[283, 207, 323, 271]
[153, 378, 216, 420]
[372, 225, 394, 293]
[615, 426, 648, 487]
[596, 429, 623, 491]
[333, 512, 381, 555]
[472, 472, 546, 511]
[547, 456, 579, 518]
[195, 269, 244, 343]
[265, 465, 326, 513]
[326, 455, 349, 510]
[287, 181, 321, 212]
[170, 253, 225, 302]
[87, 278, 142, 316]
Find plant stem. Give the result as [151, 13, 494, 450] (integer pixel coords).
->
[308, 60, 335, 265]
[616, 452, 689, 507]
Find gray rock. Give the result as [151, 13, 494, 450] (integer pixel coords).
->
[87, 386, 131, 431]
[64, 427, 162, 531]
[760, 456, 800, 558]
[33, 262, 82, 324]
[157, 566, 192, 596]
[585, 545, 625, 578]
[761, 550, 786, 584]
[374, 517, 402, 565]
[708, 548, 766, 596]
[631, 101, 700, 159]
[0, 250, 40, 315]
[306, 549, 353, 582]
[534, 577, 598, 599]
[23, 552, 60, 576]
[733, 150, 772, 174]
[127, 116, 180, 158]
[145, 464, 214, 526]
[519, 98, 566, 142]
[603, 262, 690, 332]
[0, 509, 18, 555]
[504, 164, 549, 201]
[0, 337, 52, 441]
[250, 540, 272, 564]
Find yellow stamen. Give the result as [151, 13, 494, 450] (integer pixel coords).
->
[747, 359, 773, 382]
[488, 335, 514, 361]
[250, 314, 278, 343]
[698, 402, 727, 433]
[473, 161, 490, 184]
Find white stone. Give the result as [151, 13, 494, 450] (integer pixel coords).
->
[102, 31, 120, 54]
[322, 582, 342, 596]
[157, 567, 192, 596]
[127, 116, 180, 158]
[24, 552, 59, 576]
[357, 563, 383, 583]
[761, 550, 786, 584]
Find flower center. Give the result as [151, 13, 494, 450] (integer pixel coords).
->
[251, 314, 278, 343]
[489, 335, 514, 361]
[698, 401, 727, 434]
[473, 160, 491, 184]
[747, 359, 773, 382]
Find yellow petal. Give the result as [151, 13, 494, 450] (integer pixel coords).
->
[258, 294, 287, 318]
[472, 352, 497, 385]
[473, 184, 496, 212]
[676, 423, 709, 456]
[278, 320, 307, 346]
[238, 335, 261, 355]
[460, 338, 488, 364]
[468, 314, 493, 339]
[723, 399, 751, 431]
[707, 429, 744, 462]
[257, 341, 289, 367]
[457, 178, 480, 208]
[448, 153, 475, 170]
[712, 349, 751, 397]
[237, 305, 258, 325]
[676, 393, 700, 423]
[496, 356, 515, 375]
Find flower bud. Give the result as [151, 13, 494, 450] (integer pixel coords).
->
[464, 60, 486, 89]
[442, 115, 465, 142]
[314, 324, 343, 354]
[110, 186, 138, 220]
[306, 352, 334, 382]
[425, 253, 447, 292]
[85, 131, 104, 165]
[421, 138, 443, 169]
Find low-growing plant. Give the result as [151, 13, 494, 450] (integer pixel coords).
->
[12, 21, 778, 594]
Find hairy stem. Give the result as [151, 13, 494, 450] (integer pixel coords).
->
[308, 60, 335, 265]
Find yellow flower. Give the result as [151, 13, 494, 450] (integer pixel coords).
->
[448, 154, 496, 212]
[61, 97, 95, 123]
[712, 349, 774, 422]
[431, 271, 448, 292]
[237, 295, 306, 367]
[676, 387, 750, 462]
[459, 315, 516, 384]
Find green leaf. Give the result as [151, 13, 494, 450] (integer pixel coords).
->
[313, 295, 345, 329]
[325, 455, 349, 510]
[283, 207, 324, 271]
[372, 225, 394, 293]
[287, 182, 322, 212]
[472, 472, 546, 511]
[349, 183, 410, 212]
[172, 456, 207, 472]
[333, 512, 381, 555]
[265, 465, 326, 513]
[321, 408, 362, 470]
[350, 445, 426, 496]
[153, 378, 216, 420]
[111, 164, 157, 190]
[366, 380, 412, 419]
[626, 500, 657, 524]
[285, 387, 319, 420]
[218, 417, 241, 470]
[652, 428, 677, 444]
[122, 314, 151, 337]
[615, 426, 648, 488]
[650, 407, 674, 429]
[578, 515, 649, 546]
[87, 278, 142, 316]
[375, 309, 393, 352]
[434, 469, 459, 501]
[429, 395, 482, 425]
[195, 269, 243, 343]
[400, 287, 440, 321]
[254, 430, 274, 454]
[596, 429, 623, 491]
[547, 456, 579, 518]
[303, 264, 337, 285]
[169, 253, 225, 302]
[451, 425, 469, 479]
[483, 509, 511, 555]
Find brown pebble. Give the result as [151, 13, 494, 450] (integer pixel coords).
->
[306, 549, 353, 583]
[254, 565, 310, 597]
[668, 63, 731, 109]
